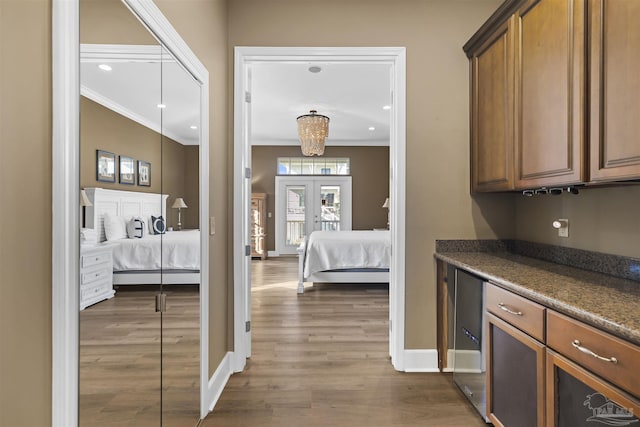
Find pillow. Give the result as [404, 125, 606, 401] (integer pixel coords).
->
[103, 213, 127, 241]
[151, 215, 166, 235]
[127, 217, 146, 239]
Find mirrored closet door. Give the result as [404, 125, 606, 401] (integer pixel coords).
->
[78, 0, 201, 425]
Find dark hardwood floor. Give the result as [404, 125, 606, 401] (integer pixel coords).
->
[79, 285, 200, 427]
[202, 258, 486, 427]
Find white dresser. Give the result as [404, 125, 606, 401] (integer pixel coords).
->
[80, 244, 115, 310]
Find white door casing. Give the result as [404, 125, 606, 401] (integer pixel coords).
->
[233, 46, 406, 371]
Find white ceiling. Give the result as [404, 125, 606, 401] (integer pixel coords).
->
[80, 44, 200, 145]
[80, 46, 392, 148]
[250, 62, 392, 146]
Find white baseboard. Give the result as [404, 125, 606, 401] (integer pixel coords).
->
[207, 351, 233, 413]
[403, 349, 440, 372]
[267, 250, 279, 257]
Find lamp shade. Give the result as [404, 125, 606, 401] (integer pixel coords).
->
[297, 110, 329, 156]
[172, 197, 188, 209]
[80, 189, 92, 207]
[382, 197, 389, 208]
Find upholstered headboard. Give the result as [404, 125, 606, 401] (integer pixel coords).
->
[84, 188, 168, 244]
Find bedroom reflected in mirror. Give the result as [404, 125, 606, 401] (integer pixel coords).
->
[79, 0, 202, 425]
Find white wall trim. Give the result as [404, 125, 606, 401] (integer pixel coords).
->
[402, 349, 440, 373]
[207, 351, 234, 413]
[52, 0, 211, 423]
[52, 1, 80, 425]
[233, 46, 407, 372]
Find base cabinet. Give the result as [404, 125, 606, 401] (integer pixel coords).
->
[487, 312, 545, 427]
[546, 350, 640, 427]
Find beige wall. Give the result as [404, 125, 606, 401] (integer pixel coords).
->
[154, 0, 230, 375]
[252, 146, 390, 251]
[229, 0, 511, 349]
[0, 1, 53, 425]
[515, 185, 640, 258]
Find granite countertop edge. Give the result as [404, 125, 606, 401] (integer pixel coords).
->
[434, 252, 640, 346]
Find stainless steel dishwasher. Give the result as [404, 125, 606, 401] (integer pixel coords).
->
[452, 269, 488, 422]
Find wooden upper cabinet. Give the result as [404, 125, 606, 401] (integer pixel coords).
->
[515, 0, 586, 189]
[470, 17, 515, 192]
[589, 0, 640, 182]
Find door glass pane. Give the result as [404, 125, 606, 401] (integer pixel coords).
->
[320, 185, 341, 231]
[286, 185, 306, 246]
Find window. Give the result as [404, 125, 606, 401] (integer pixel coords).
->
[277, 157, 350, 175]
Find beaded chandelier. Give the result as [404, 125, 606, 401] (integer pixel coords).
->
[297, 110, 329, 156]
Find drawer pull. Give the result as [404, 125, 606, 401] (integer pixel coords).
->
[572, 340, 618, 364]
[498, 302, 522, 316]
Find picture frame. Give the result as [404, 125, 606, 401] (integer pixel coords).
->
[119, 156, 136, 185]
[138, 160, 151, 186]
[96, 150, 116, 183]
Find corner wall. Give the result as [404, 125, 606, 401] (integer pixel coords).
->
[0, 1, 53, 425]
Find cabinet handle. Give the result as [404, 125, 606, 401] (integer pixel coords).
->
[498, 302, 522, 316]
[572, 340, 618, 364]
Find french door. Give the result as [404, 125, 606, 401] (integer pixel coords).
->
[275, 176, 352, 255]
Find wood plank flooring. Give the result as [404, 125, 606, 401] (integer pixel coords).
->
[79, 285, 200, 427]
[202, 258, 487, 427]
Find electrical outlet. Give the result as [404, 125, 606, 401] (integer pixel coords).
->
[268, 212, 272, 218]
[210, 216, 215, 235]
[555, 219, 569, 238]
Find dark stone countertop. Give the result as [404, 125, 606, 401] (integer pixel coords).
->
[434, 251, 640, 346]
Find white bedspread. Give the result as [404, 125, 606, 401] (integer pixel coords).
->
[303, 230, 391, 277]
[111, 230, 200, 271]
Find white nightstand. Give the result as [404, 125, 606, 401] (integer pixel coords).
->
[80, 244, 116, 310]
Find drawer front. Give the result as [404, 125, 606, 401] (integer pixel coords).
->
[80, 279, 112, 300]
[81, 265, 111, 286]
[486, 282, 545, 342]
[81, 250, 111, 268]
[547, 310, 640, 397]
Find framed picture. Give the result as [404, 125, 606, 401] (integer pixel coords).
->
[119, 156, 136, 185]
[96, 150, 116, 183]
[138, 160, 151, 186]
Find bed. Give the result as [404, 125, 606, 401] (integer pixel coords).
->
[84, 187, 200, 285]
[297, 230, 390, 294]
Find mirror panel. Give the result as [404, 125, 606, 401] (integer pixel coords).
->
[160, 45, 201, 426]
[79, 0, 201, 425]
[79, 0, 163, 423]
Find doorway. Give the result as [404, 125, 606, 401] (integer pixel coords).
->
[275, 176, 353, 255]
[233, 47, 407, 372]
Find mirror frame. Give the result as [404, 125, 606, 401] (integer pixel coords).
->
[52, 1, 210, 424]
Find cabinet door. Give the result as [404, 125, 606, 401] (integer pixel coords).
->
[515, 0, 586, 188]
[487, 312, 545, 427]
[589, 0, 640, 182]
[471, 17, 515, 192]
[546, 350, 640, 427]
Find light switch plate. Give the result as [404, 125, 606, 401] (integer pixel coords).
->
[210, 216, 215, 235]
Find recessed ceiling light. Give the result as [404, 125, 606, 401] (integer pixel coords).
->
[98, 64, 112, 71]
[382, 105, 391, 110]
[368, 127, 376, 131]
[190, 125, 198, 130]
[157, 104, 166, 109]
[308, 65, 322, 73]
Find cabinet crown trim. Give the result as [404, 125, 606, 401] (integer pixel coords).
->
[463, 0, 526, 57]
